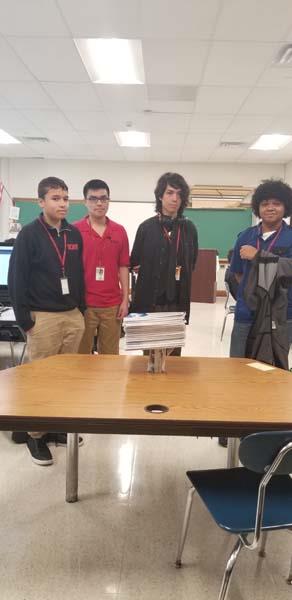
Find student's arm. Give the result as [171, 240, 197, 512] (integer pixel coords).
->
[8, 229, 35, 331]
[130, 223, 145, 272]
[117, 228, 130, 319]
[77, 233, 86, 314]
[117, 266, 129, 319]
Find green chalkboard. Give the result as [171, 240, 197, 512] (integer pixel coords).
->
[184, 208, 252, 258]
[15, 200, 87, 226]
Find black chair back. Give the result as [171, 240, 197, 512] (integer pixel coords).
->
[239, 430, 292, 474]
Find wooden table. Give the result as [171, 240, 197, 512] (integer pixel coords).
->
[1, 354, 292, 502]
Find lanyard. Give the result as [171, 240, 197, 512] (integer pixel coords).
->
[256, 224, 282, 252]
[162, 224, 181, 255]
[39, 218, 67, 276]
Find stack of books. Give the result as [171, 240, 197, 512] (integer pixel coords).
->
[123, 312, 186, 351]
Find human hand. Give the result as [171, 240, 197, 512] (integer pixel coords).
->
[117, 299, 129, 320]
[239, 245, 258, 261]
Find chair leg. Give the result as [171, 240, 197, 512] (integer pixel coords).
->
[287, 556, 292, 584]
[218, 537, 243, 600]
[258, 531, 268, 557]
[175, 487, 195, 567]
[220, 315, 227, 341]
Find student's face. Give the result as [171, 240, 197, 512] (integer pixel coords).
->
[85, 188, 109, 219]
[160, 185, 182, 217]
[259, 198, 285, 227]
[39, 187, 69, 222]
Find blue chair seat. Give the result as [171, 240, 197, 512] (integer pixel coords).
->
[187, 467, 292, 533]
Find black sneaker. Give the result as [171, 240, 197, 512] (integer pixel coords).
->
[11, 431, 28, 444]
[45, 432, 84, 447]
[27, 436, 53, 466]
[218, 436, 228, 448]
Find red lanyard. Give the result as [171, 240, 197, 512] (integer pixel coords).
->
[39, 218, 67, 276]
[162, 225, 181, 255]
[256, 224, 282, 252]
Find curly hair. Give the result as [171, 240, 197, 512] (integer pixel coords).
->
[154, 172, 190, 216]
[251, 179, 292, 217]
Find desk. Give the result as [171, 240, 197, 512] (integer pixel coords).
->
[0, 354, 292, 502]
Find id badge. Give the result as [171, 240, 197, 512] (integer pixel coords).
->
[60, 277, 69, 295]
[175, 266, 181, 281]
[96, 267, 105, 281]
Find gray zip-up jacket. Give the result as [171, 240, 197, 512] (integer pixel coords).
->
[244, 250, 292, 369]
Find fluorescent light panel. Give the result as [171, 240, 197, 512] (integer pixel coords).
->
[74, 38, 145, 84]
[250, 134, 292, 151]
[0, 129, 21, 144]
[115, 131, 150, 148]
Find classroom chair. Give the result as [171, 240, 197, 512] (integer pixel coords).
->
[175, 431, 292, 600]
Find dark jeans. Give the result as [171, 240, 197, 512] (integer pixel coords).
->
[230, 319, 292, 358]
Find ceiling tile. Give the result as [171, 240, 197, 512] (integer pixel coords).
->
[143, 41, 209, 85]
[0, 38, 33, 81]
[258, 65, 292, 88]
[194, 86, 251, 114]
[209, 146, 247, 161]
[141, 0, 220, 39]
[0, 0, 69, 36]
[64, 111, 111, 132]
[146, 101, 195, 113]
[214, 0, 292, 42]
[21, 109, 75, 133]
[108, 112, 191, 133]
[58, 0, 141, 37]
[0, 82, 55, 109]
[42, 83, 102, 110]
[189, 114, 233, 133]
[239, 87, 292, 115]
[0, 109, 42, 136]
[203, 42, 279, 86]
[97, 85, 147, 112]
[8, 38, 89, 82]
[265, 116, 292, 134]
[225, 115, 274, 135]
[183, 132, 221, 151]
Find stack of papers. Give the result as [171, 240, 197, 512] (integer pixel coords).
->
[123, 312, 186, 351]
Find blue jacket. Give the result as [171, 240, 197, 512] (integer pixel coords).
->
[230, 221, 292, 323]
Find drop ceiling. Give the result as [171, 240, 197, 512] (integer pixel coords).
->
[0, 0, 292, 163]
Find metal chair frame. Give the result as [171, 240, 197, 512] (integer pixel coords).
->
[175, 438, 292, 600]
[220, 282, 236, 341]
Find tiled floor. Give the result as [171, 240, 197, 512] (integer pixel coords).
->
[0, 299, 291, 600]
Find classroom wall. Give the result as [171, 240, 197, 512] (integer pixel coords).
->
[0, 157, 285, 241]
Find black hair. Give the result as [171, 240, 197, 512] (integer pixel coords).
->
[154, 172, 190, 216]
[251, 179, 292, 218]
[38, 176, 68, 199]
[83, 179, 110, 199]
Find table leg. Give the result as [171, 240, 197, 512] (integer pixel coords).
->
[66, 432, 79, 503]
[227, 437, 240, 468]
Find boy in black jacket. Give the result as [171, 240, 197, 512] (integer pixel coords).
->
[8, 176, 85, 466]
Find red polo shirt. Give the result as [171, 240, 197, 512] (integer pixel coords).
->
[74, 216, 129, 307]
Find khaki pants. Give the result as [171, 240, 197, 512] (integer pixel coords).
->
[79, 306, 121, 355]
[27, 308, 85, 438]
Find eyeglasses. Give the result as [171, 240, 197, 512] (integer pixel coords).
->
[87, 195, 109, 204]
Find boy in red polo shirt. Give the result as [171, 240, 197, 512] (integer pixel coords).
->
[75, 179, 129, 355]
